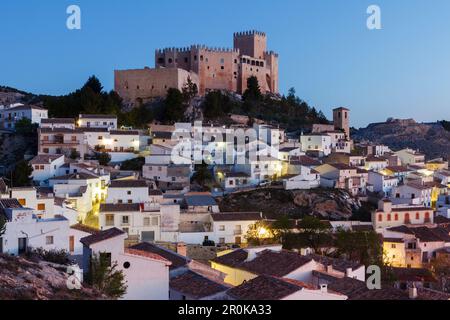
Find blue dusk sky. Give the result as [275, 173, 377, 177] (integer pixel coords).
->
[1, 0, 450, 127]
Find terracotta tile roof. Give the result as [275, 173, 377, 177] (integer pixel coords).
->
[70, 223, 100, 235]
[211, 249, 248, 267]
[41, 118, 74, 124]
[383, 237, 405, 243]
[148, 189, 163, 196]
[227, 275, 304, 300]
[389, 267, 437, 283]
[387, 225, 450, 242]
[100, 203, 141, 212]
[308, 254, 363, 273]
[110, 130, 139, 135]
[124, 248, 171, 264]
[289, 155, 321, 167]
[239, 250, 313, 277]
[0, 198, 22, 209]
[29, 154, 64, 164]
[435, 215, 450, 225]
[386, 166, 410, 173]
[351, 225, 374, 232]
[79, 114, 117, 119]
[170, 270, 228, 299]
[210, 212, 262, 222]
[130, 242, 188, 270]
[80, 228, 126, 246]
[49, 172, 99, 181]
[109, 180, 148, 188]
[327, 277, 407, 300]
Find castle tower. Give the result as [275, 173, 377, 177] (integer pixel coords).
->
[233, 30, 267, 59]
[333, 107, 350, 138]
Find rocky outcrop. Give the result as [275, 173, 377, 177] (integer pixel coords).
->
[0, 254, 104, 300]
[353, 119, 450, 160]
[217, 188, 360, 220]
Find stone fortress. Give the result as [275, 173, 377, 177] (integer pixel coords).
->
[114, 31, 279, 106]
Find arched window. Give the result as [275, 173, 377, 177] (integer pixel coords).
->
[425, 212, 430, 222]
[405, 213, 410, 224]
[378, 214, 383, 222]
[387, 214, 391, 221]
[416, 212, 420, 220]
[395, 214, 399, 221]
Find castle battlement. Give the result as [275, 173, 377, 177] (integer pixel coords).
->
[265, 50, 279, 57]
[234, 30, 266, 37]
[155, 45, 239, 54]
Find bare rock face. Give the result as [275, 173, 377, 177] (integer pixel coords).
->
[0, 254, 105, 300]
[218, 188, 360, 220]
[353, 119, 450, 160]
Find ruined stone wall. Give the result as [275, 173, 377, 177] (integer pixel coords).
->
[114, 68, 199, 105]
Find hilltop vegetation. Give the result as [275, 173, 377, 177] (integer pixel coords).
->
[353, 118, 450, 160]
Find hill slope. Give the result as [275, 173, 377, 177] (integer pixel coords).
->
[0, 254, 104, 300]
[353, 119, 450, 160]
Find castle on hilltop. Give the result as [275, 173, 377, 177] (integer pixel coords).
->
[114, 31, 279, 106]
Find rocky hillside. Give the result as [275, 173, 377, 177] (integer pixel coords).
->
[353, 118, 450, 160]
[0, 86, 37, 106]
[0, 254, 104, 300]
[217, 188, 361, 220]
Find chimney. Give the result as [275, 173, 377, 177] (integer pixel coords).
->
[177, 242, 187, 257]
[409, 286, 418, 299]
[320, 284, 328, 293]
[345, 267, 353, 277]
[378, 199, 392, 212]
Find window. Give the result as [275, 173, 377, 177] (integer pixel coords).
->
[18, 199, 26, 206]
[122, 216, 129, 225]
[416, 212, 420, 220]
[46, 236, 54, 245]
[387, 214, 391, 221]
[127, 191, 131, 195]
[143, 217, 150, 226]
[105, 214, 114, 226]
[219, 238, 225, 244]
[127, 200, 132, 204]
[378, 214, 383, 222]
[219, 225, 225, 231]
[37, 203, 46, 211]
[394, 214, 399, 221]
[391, 244, 396, 249]
[151, 217, 158, 226]
[118, 199, 123, 204]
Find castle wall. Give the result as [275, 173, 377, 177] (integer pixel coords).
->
[234, 31, 267, 59]
[114, 68, 199, 106]
[115, 31, 279, 105]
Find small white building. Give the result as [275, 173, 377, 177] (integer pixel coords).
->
[106, 180, 151, 204]
[368, 171, 399, 197]
[391, 182, 433, 207]
[99, 203, 161, 242]
[300, 134, 332, 157]
[283, 166, 320, 190]
[80, 228, 171, 300]
[78, 114, 117, 130]
[0, 104, 48, 129]
[30, 154, 66, 185]
[210, 212, 263, 245]
[40, 118, 76, 130]
[0, 199, 70, 255]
